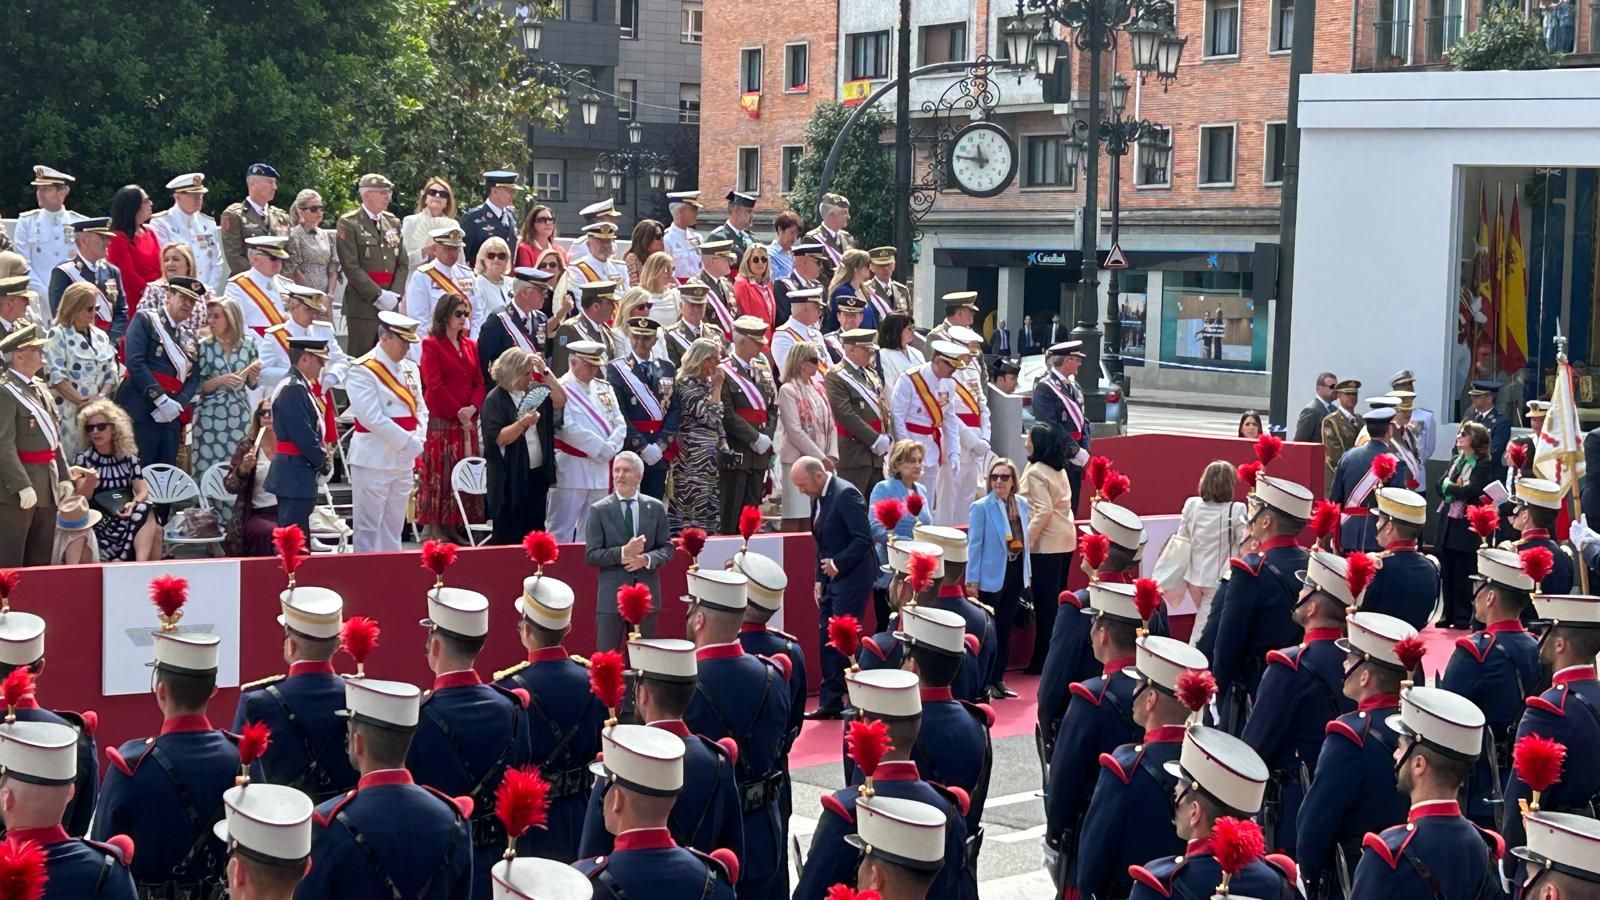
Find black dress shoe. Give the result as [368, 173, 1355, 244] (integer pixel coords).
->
[990, 683, 1019, 699]
[804, 707, 845, 721]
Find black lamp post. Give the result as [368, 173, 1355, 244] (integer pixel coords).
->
[595, 119, 675, 221]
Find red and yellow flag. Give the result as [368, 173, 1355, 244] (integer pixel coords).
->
[1500, 190, 1529, 375]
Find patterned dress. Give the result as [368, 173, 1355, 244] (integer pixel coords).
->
[44, 325, 118, 460]
[74, 448, 153, 562]
[667, 374, 725, 533]
[192, 336, 260, 476]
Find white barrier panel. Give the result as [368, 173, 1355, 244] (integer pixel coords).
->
[693, 534, 787, 630]
[102, 560, 242, 696]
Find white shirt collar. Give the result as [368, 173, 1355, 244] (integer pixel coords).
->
[615, 490, 640, 503]
[486, 200, 509, 218]
[247, 198, 269, 217]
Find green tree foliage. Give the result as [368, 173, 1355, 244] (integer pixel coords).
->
[1447, 4, 1561, 71]
[787, 102, 894, 249]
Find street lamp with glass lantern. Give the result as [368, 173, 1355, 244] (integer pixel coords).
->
[519, 20, 542, 52]
[627, 120, 644, 145]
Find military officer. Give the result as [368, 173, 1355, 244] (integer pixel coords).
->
[405, 225, 478, 345]
[823, 294, 867, 365]
[227, 235, 293, 337]
[0, 324, 71, 567]
[574, 724, 738, 900]
[663, 283, 724, 368]
[93, 591, 243, 896]
[577, 198, 623, 228]
[717, 317, 778, 536]
[1329, 407, 1409, 552]
[1319, 379, 1363, 495]
[773, 242, 826, 328]
[860, 246, 911, 329]
[1504, 478, 1575, 595]
[663, 191, 705, 280]
[1468, 379, 1512, 462]
[214, 781, 315, 899]
[706, 191, 758, 262]
[552, 282, 622, 375]
[771, 286, 828, 377]
[0, 276, 41, 357]
[1350, 686, 1504, 900]
[548, 340, 627, 542]
[150, 172, 226, 292]
[568, 222, 632, 293]
[1390, 370, 1438, 462]
[0, 719, 136, 899]
[579, 637, 742, 859]
[1032, 340, 1091, 509]
[347, 311, 426, 554]
[945, 327, 992, 504]
[233, 586, 358, 803]
[1358, 488, 1441, 631]
[47, 218, 128, 345]
[696, 240, 741, 341]
[462, 170, 524, 265]
[803, 192, 856, 285]
[0, 597, 98, 836]
[299, 677, 473, 899]
[608, 318, 679, 500]
[849, 796, 949, 900]
[494, 571, 606, 862]
[264, 336, 331, 534]
[411, 586, 532, 896]
[682, 568, 793, 900]
[826, 328, 892, 497]
[13, 166, 85, 303]
[735, 548, 807, 847]
[857, 540, 951, 676]
[897, 604, 994, 836]
[479, 267, 556, 381]
[220, 163, 294, 276]
[925, 291, 979, 347]
[890, 341, 964, 514]
[335, 173, 409, 357]
[257, 282, 348, 393]
[114, 274, 202, 466]
[1510, 808, 1600, 900]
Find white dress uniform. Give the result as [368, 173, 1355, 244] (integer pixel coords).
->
[257, 318, 350, 392]
[567, 250, 631, 294]
[950, 360, 992, 518]
[346, 345, 427, 553]
[770, 316, 827, 376]
[13, 207, 84, 314]
[150, 208, 226, 292]
[403, 258, 479, 349]
[226, 268, 292, 337]
[546, 369, 627, 542]
[664, 224, 703, 280]
[890, 361, 963, 517]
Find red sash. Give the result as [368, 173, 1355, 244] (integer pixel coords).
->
[366, 271, 395, 287]
[152, 374, 194, 425]
[838, 418, 882, 438]
[17, 450, 54, 464]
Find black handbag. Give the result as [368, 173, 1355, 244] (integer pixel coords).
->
[90, 488, 132, 517]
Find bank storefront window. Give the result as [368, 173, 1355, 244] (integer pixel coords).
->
[1159, 270, 1265, 371]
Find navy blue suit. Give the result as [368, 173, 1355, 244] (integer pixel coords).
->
[1074, 727, 1185, 900]
[608, 355, 680, 500]
[1201, 538, 1308, 729]
[575, 827, 737, 900]
[1473, 407, 1512, 463]
[1329, 439, 1408, 552]
[792, 762, 973, 900]
[1295, 699, 1407, 898]
[813, 476, 875, 712]
[1032, 370, 1089, 506]
[48, 255, 128, 347]
[1241, 632, 1355, 854]
[264, 370, 326, 533]
[461, 201, 517, 266]
[1440, 622, 1542, 825]
[1350, 804, 1504, 900]
[301, 770, 473, 900]
[477, 305, 548, 383]
[1046, 661, 1142, 866]
[7, 705, 97, 838]
[1128, 841, 1295, 900]
[8, 827, 136, 900]
[1360, 549, 1440, 632]
[911, 692, 992, 833]
[685, 643, 793, 900]
[579, 720, 743, 859]
[1500, 670, 1600, 857]
[495, 648, 607, 862]
[231, 661, 358, 803]
[91, 719, 244, 892]
[111, 307, 199, 466]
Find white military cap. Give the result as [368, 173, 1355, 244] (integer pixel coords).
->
[1376, 487, 1427, 525]
[422, 587, 491, 639]
[152, 630, 221, 675]
[1473, 547, 1536, 593]
[245, 235, 290, 258]
[378, 310, 422, 342]
[845, 795, 947, 873]
[893, 605, 966, 656]
[1298, 550, 1360, 607]
[1126, 635, 1208, 694]
[1515, 478, 1565, 511]
[0, 611, 45, 667]
[686, 568, 748, 613]
[928, 340, 969, 368]
[1082, 501, 1144, 552]
[885, 540, 944, 577]
[1337, 611, 1419, 671]
[566, 340, 608, 365]
[165, 172, 209, 194]
[945, 326, 983, 348]
[1164, 725, 1269, 816]
[1513, 810, 1600, 886]
[1387, 685, 1485, 760]
[214, 783, 315, 864]
[786, 287, 824, 303]
[665, 191, 703, 208]
[277, 586, 343, 640]
[591, 724, 685, 795]
[733, 551, 788, 611]
[1531, 593, 1600, 628]
[1254, 475, 1313, 520]
[517, 576, 576, 630]
[579, 198, 621, 218]
[1365, 396, 1402, 410]
[912, 524, 968, 564]
[341, 678, 422, 730]
[0, 720, 78, 784]
[492, 856, 596, 899]
[29, 166, 74, 186]
[1083, 581, 1144, 625]
[628, 638, 697, 684]
[847, 668, 921, 720]
[429, 225, 466, 247]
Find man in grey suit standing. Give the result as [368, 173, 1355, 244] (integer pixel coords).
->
[1293, 370, 1338, 442]
[584, 450, 674, 651]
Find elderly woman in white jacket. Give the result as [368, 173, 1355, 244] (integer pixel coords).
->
[1168, 460, 1246, 643]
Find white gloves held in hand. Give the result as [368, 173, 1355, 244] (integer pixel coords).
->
[17, 487, 36, 510]
[1071, 447, 1090, 467]
[870, 434, 891, 456]
[376, 290, 401, 312]
[752, 435, 773, 455]
[152, 396, 183, 423]
[640, 444, 663, 466]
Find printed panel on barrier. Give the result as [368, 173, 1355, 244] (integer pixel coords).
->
[102, 560, 243, 696]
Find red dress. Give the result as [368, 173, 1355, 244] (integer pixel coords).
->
[107, 227, 163, 312]
[418, 334, 486, 528]
[516, 240, 566, 269]
[734, 276, 777, 337]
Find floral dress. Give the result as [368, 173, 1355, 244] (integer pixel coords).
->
[44, 326, 118, 460]
[74, 448, 152, 562]
[192, 337, 260, 476]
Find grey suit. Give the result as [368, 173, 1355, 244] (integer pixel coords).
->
[584, 491, 674, 652]
[1293, 397, 1332, 443]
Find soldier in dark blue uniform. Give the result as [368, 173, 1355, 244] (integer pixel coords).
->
[264, 336, 330, 534]
[462, 171, 523, 265]
[1350, 685, 1504, 900]
[1127, 725, 1295, 900]
[896, 605, 993, 836]
[1296, 611, 1417, 900]
[0, 599, 98, 836]
[1328, 407, 1409, 552]
[577, 723, 739, 900]
[214, 781, 315, 898]
[1358, 487, 1441, 631]
[1508, 808, 1600, 900]
[1469, 379, 1512, 464]
[1441, 547, 1543, 828]
[793, 669, 972, 900]
[1074, 635, 1209, 900]
[607, 317, 680, 500]
[682, 568, 793, 900]
[580, 637, 742, 859]
[410, 585, 532, 899]
[48, 217, 129, 345]
[912, 524, 997, 705]
[0, 719, 136, 899]
[1031, 341, 1091, 505]
[848, 796, 950, 900]
[1501, 593, 1600, 866]
[233, 585, 358, 803]
[1504, 478, 1575, 596]
[300, 676, 473, 899]
[1045, 580, 1146, 892]
[113, 273, 202, 466]
[92, 591, 244, 898]
[494, 570, 606, 862]
[857, 540, 942, 674]
[735, 548, 807, 866]
[1242, 549, 1359, 854]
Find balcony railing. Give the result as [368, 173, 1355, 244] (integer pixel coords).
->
[1423, 14, 1463, 61]
[1373, 18, 1414, 67]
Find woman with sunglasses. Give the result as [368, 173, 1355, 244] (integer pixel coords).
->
[74, 399, 162, 561]
[472, 236, 517, 321]
[966, 456, 1031, 699]
[418, 292, 486, 544]
[534, 247, 576, 334]
[618, 252, 680, 344]
[515, 204, 566, 269]
[402, 177, 460, 267]
[286, 189, 341, 297]
[733, 244, 776, 337]
[623, 219, 665, 287]
[46, 283, 120, 461]
[222, 399, 283, 556]
[776, 341, 837, 531]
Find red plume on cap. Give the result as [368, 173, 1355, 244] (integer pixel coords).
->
[1254, 433, 1283, 467]
[1101, 472, 1131, 502]
[826, 887, 882, 900]
[846, 718, 893, 796]
[1, 670, 34, 725]
[340, 616, 380, 677]
[149, 575, 188, 631]
[1080, 533, 1110, 573]
[1346, 552, 1378, 603]
[908, 552, 937, 595]
[1393, 635, 1427, 680]
[1508, 442, 1530, 472]
[1514, 735, 1567, 810]
[237, 721, 271, 783]
[739, 506, 763, 545]
[522, 531, 559, 571]
[904, 493, 924, 517]
[0, 570, 20, 610]
[1521, 546, 1555, 584]
[1176, 670, 1217, 715]
[873, 498, 905, 535]
[1467, 502, 1499, 541]
[618, 584, 652, 638]
[420, 540, 459, 587]
[494, 766, 552, 858]
[1212, 816, 1265, 891]
[273, 525, 305, 586]
[1087, 456, 1113, 492]
[675, 527, 708, 568]
[0, 838, 48, 900]
[1371, 453, 1398, 483]
[827, 615, 862, 662]
[1237, 461, 1263, 492]
[1134, 579, 1162, 629]
[1310, 500, 1340, 542]
[589, 650, 627, 720]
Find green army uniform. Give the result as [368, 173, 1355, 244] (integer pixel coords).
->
[335, 206, 409, 358]
[219, 201, 293, 276]
[718, 320, 778, 536]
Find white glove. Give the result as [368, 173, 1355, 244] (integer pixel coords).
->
[977, 440, 992, 457]
[1573, 515, 1598, 552]
[404, 437, 425, 460]
[752, 434, 773, 455]
[53, 480, 73, 504]
[1071, 447, 1090, 467]
[320, 371, 341, 390]
[152, 396, 183, 423]
[1041, 840, 1060, 877]
[17, 487, 36, 510]
[640, 443, 663, 466]
[376, 290, 401, 311]
[870, 434, 891, 456]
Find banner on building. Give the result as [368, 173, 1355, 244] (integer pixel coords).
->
[739, 92, 761, 119]
[842, 79, 871, 107]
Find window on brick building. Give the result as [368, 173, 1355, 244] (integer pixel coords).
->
[850, 31, 892, 80]
[681, 2, 703, 43]
[1264, 122, 1287, 184]
[532, 159, 566, 203]
[1136, 127, 1171, 187]
[679, 84, 701, 123]
[737, 147, 761, 195]
[1023, 135, 1075, 188]
[1271, 0, 1294, 50]
[618, 79, 636, 119]
[1205, 0, 1240, 56]
[1199, 125, 1236, 186]
[919, 22, 968, 65]
[786, 43, 809, 91]
[741, 48, 763, 93]
[781, 145, 804, 193]
[619, 0, 638, 38]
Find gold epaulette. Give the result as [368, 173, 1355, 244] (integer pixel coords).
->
[971, 598, 995, 616]
[493, 661, 530, 681]
[239, 674, 285, 691]
[571, 654, 590, 667]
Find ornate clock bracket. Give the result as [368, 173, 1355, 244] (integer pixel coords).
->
[907, 56, 1011, 242]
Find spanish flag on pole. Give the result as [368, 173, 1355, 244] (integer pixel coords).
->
[1500, 188, 1529, 375]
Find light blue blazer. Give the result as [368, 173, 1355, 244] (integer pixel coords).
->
[966, 493, 1032, 592]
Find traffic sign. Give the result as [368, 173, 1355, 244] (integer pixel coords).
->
[1104, 244, 1128, 269]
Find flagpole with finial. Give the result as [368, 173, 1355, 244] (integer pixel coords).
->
[1553, 327, 1591, 593]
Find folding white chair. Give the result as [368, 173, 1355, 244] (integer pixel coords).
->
[199, 463, 235, 512]
[142, 464, 223, 556]
[450, 457, 493, 547]
[309, 482, 352, 554]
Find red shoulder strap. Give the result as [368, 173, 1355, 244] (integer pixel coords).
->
[715, 737, 740, 767]
[314, 791, 358, 828]
[1476, 825, 1507, 861]
[1069, 681, 1104, 706]
[1527, 694, 1567, 717]
[1266, 648, 1300, 670]
[1129, 865, 1174, 897]
[821, 793, 855, 824]
[1099, 751, 1131, 784]
[1454, 635, 1490, 664]
[1325, 719, 1364, 746]
[1362, 831, 1400, 868]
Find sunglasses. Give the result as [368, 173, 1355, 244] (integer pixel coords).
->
[258, 409, 273, 418]
[453, 309, 470, 319]
[751, 257, 769, 263]
[485, 252, 508, 260]
[303, 205, 325, 213]
[991, 472, 1013, 481]
[425, 188, 451, 199]
[535, 216, 555, 223]
[86, 422, 112, 433]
